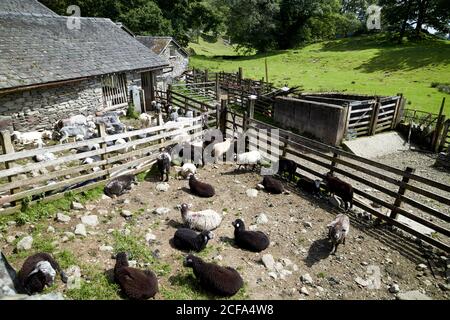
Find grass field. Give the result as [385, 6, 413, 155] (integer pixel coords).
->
[189, 35, 450, 115]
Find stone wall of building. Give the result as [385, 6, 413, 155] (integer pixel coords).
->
[0, 78, 104, 131]
[156, 43, 189, 91]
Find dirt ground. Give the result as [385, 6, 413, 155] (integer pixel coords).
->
[1, 161, 449, 300]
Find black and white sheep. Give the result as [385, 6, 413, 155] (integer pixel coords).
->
[157, 149, 172, 182]
[189, 174, 215, 198]
[297, 177, 321, 196]
[172, 229, 214, 252]
[179, 203, 222, 231]
[262, 176, 284, 194]
[232, 219, 269, 252]
[183, 255, 243, 297]
[104, 174, 137, 197]
[17, 253, 67, 295]
[177, 163, 197, 179]
[325, 172, 353, 210]
[114, 252, 158, 300]
[277, 158, 297, 181]
[327, 214, 350, 255]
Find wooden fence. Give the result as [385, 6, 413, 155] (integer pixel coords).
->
[439, 119, 450, 153]
[0, 117, 204, 216]
[219, 100, 450, 253]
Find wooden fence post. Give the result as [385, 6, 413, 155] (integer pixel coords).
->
[220, 100, 228, 135]
[282, 138, 289, 158]
[369, 97, 381, 135]
[390, 166, 415, 220]
[439, 119, 450, 152]
[96, 123, 109, 180]
[167, 84, 172, 106]
[0, 130, 19, 204]
[432, 97, 446, 152]
[215, 73, 220, 101]
[330, 153, 339, 174]
[157, 112, 164, 145]
[204, 69, 209, 83]
[238, 67, 243, 85]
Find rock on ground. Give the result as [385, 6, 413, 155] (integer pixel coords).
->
[71, 202, 84, 210]
[74, 224, 87, 237]
[396, 290, 432, 300]
[56, 213, 71, 223]
[262, 254, 275, 271]
[246, 189, 258, 198]
[16, 236, 33, 251]
[81, 215, 98, 227]
[156, 183, 170, 192]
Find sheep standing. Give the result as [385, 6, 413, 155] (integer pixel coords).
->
[236, 151, 262, 171]
[157, 150, 171, 182]
[139, 113, 153, 128]
[58, 126, 88, 144]
[18, 253, 67, 295]
[232, 219, 269, 252]
[213, 138, 232, 163]
[184, 255, 243, 297]
[277, 158, 297, 181]
[327, 214, 350, 255]
[172, 229, 214, 252]
[114, 252, 158, 300]
[104, 174, 137, 197]
[180, 203, 222, 232]
[262, 176, 284, 194]
[325, 172, 353, 210]
[188, 175, 215, 198]
[11, 131, 46, 148]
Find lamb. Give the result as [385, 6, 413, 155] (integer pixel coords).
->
[55, 115, 87, 130]
[114, 252, 158, 300]
[157, 149, 171, 182]
[172, 229, 214, 252]
[327, 214, 350, 255]
[139, 113, 153, 128]
[189, 174, 215, 198]
[172, 132, 191, 145]
[232, 219, 269, 252]
[277, 158, 297, 181]
[184, 255, 243, 297]
[11, 131, 46, 147]
[115, 138, 136, 154]
[325, 172, 353, 210]
[180, 203, 222, 231]
[59, 126, 88, 144]
[17, 253, 67, 295]
[297, 177, 321, 196]
[235, 150, 262, 171]
[177, 163, 197, 179]
[170, 111, 179, 121]
[212, 138, 232, 163]
[104, 174, 137, 197]
[262, 176, 284, 194]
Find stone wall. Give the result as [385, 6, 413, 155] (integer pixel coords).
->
[0, 78, 104, 131]
[156, 43, 189, 91]
[273, 97, 349, 146]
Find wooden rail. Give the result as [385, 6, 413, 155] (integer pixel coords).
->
[0, 117, 204, 215]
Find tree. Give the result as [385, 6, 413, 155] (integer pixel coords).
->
[225, 0, 280, 52]
[380, 0, 450, 41]
[120, 1, 172, 36]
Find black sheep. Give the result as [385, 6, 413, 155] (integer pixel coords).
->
[173, 229, 214, 252]
[114, 252, 159, 300]
[232, 219, 269, 252]
[325, 172, 353, 210]
[157, 150, 171, 182]
[18, 253, 67, 295]
[262, 176, 284, 194]
[189, 175, 215, 198]
[297, 177, 321, 196]
[277, 158, 297, 181]
[184, 255, 243, 297]
[104, 174, 137, 197]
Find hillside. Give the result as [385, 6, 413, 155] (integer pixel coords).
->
[189, 35, 450, 115]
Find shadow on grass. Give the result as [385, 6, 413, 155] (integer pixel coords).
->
[320, 36, 450, 73]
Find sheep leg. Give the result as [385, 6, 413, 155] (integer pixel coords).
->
[343, 236, 346, 245]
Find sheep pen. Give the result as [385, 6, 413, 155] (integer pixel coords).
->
[0, 162, 449, 300]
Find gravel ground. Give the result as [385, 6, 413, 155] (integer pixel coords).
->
[1, 161, 449, 300]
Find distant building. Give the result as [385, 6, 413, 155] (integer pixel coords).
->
[136, 36, 189, 90]
[0, 0, 169, 131]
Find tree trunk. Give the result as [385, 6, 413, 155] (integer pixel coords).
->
[415, 0, 429, 37]
[398, 0, 412, 44]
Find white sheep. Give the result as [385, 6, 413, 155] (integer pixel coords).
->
[34, 152, 57, 162]
[172, 132, 191, 145]
[177, 163, 197, 179]
[213, 138, 232, 163]
[115, 138, 136, 154]
[235, 150, 262, 170]
[139, 113, 153, 128]
[11, 131, 45, 147]
[180, 203, 222, 231]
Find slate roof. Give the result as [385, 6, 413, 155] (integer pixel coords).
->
[136, 36, 189, 57]
[0, 10, 169, 91]
[0, 0, 57, 16]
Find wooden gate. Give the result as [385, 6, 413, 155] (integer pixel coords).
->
[141, 71, 155, 112]
[101, 73, 128, 111]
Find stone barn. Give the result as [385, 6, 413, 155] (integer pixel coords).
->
[136, 36, 189, 90]
[0, 0, 169, 132]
